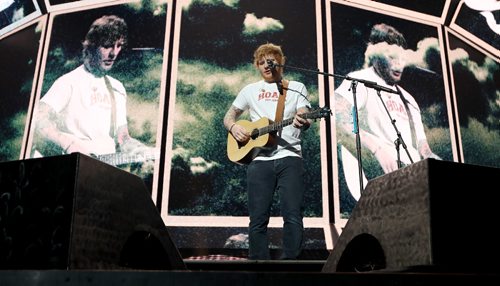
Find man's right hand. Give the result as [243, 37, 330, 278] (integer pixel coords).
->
[230, 124, 250, 143]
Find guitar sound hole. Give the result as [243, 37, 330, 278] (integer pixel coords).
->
[250, 129, 259, 140]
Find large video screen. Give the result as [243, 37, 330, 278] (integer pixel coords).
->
[327, 0, 456, 219]
[162, 0, 331, 253]
[25, 0, 172, 199]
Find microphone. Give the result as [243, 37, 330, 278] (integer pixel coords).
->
[266, 59, 276, 70]
[362, 80, 399, 94]
[266, 59, 282, 94]
[414, 66, 437, 75]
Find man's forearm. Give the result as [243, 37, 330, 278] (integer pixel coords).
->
[35, 103, 74, 150]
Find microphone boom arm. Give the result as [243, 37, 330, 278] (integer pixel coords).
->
[274, 63, 397, 195]
[274, 63, 398, 94]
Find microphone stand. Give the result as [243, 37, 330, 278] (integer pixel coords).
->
[374, 90, 414, 168]
[274, 63, 399, 195]
[348, 80, 364, 194]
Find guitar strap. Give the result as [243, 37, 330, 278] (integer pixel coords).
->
[104, 75, 117, 138]
[274, 79, 289, 122]
[396, 85, 417, 149]
[275, 79, 288, 137]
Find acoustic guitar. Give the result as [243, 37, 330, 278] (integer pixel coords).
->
[227, 106, 331, 164]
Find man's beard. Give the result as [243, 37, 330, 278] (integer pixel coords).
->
[84, 53, 109, 77]
[374, 62, 399, 86]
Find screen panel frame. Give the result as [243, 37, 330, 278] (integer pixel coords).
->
[449, 0, 500, 60]
[345, 0, 452, 24]
[0, 0, 43, 38]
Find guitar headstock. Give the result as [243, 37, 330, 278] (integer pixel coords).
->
[307, 106, 332, 120]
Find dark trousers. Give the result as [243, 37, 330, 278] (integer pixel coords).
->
[247, 157, 305, 260]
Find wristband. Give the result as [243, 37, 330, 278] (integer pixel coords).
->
[229, 123, 236, 133]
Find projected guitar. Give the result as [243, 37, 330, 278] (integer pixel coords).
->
[227, 106, 331, 165]
[33, 133, 159, 167]
[93, 149, 159, 167]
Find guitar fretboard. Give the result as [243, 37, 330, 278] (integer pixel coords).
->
[96, 151, 158, 166]
[255, 111, 326, 137]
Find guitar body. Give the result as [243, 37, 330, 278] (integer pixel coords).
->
[226, 106, 331, 165]
[227, 117, 276, 165]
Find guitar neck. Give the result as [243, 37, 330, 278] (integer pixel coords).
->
[260, 118, 293, 135]
[97, 151, 157, 166]
[259, 113, 317, 136]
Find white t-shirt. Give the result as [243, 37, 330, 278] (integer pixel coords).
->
[40, 65, 128, 155]
[232, 79, 311, 160]
[335, 67, 426, 165]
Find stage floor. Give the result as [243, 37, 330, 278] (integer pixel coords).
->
[1, 270, 498, 286]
